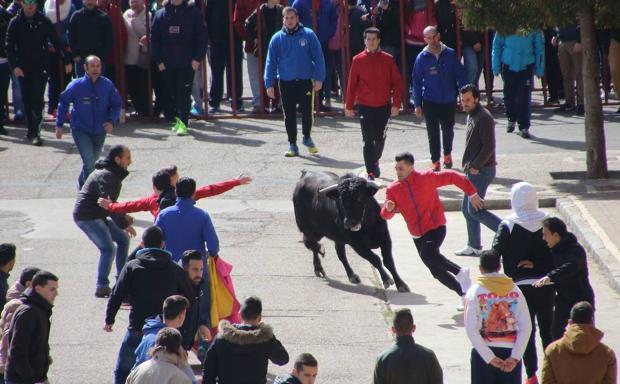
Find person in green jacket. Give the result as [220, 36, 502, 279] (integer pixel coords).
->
[372, 308, 444, 384]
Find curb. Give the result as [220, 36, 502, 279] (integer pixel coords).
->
[556, 197, 620, 294]
[441, 197, 556, 212]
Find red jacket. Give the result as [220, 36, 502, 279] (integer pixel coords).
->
[233, 0, 258, 53]
[345, 49, 403, 110]
[106, 179, 242, 218]
[380, 170, 477, 237]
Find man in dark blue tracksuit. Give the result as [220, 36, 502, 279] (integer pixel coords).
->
[412, 26, 467, 171]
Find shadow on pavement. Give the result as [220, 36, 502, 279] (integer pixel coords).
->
[387, 291, 428, 306]
[528, 135, 585, 151]
[437, 313, 464, 329]
[324, 277, 385, 300]
[301, 154, 363, 170]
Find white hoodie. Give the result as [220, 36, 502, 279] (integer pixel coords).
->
[502, 182, 548, 233]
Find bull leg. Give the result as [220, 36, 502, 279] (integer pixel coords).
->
[380, 241, 410, 293]
[304, 237, 326, 278]
[349, 243, 394, 289]
[335, 242, 360, 284]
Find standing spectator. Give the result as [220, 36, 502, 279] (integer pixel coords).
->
[454, 84, 501, 256]
[123, 0, 149, 116]
[6, 0, 25, 124]
[68, 0, 114, 77]
[56, 55, 122, 189]
[179, 250, 212, 356]
[492, 30, 544, 139]
[464, 250, 532, 384]
[104, 226, 193, 384]
[461, 29, 485, 87]
[275, 353, 319, 384]
[372, 308, 443, 384]
[151, 0, 207, 135]
[610, 29, 620, 114]
[434, 0, 456, 50]
[45, 0, 75, 118]
[412, 26, 467, 171]
[374, 0, 401, 67]
[126, 328, 192, 384]
[380, 152, 480, 310]
[0, 244, 16, 310]
[346, 0, 371, 59]
[202, 296, 290, 384]
[264, 7, 325, 157]
[233, 0, 259, 114]
[6, 267, 40, 301]
[345, 27, 402, 180]
[324, 0, 344, 110]
[553, 24, 584, 116]
[6, 0, 71, 146]
[493, 182, 554, 384]
[0, 4, 12, 136]
[97, 0, 127, 87]
[5, 271, 59, 384]
[543, 27, 564, 104]
[73, 145, 134, 298]
[534, 217, 595, 340]
[541, 301, 617, 384]
[206, 0, 244, 113]
[403, 0, 435, 107]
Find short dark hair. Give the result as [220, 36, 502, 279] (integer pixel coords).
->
[142, 226, 164, 248]
[0, 244, 16, 267]
[181, 250, 203, 268]
[294, 353, 318, 372]
[163, 295, 190, 321]
[18, 266, 41, 286]
[107, 145, 126, 162]
[363, 27, 381, 40]
[240, 296, 262, 321]
[162, 165, 178, 177]
[395, 152, 414, 165]
[479, 249, 501, 273]
[282, 6, 297, 16]
[153, 327, 182, 355]
[152, 170, 172, 191]
[31, 271, 59, 288]
[543, 217, 568, 238]
[176, 177, 196, 199]
[392, 308, 414, 335]
[570, 301, 594, 324]
[460, 83, 480, 99]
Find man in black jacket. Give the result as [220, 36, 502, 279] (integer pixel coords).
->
[0, 5, 13, 136]
[5, 270, 59, 384]
[274, 353, 319, 384]
[535, 217, 595, 340]
[68, 0, 114, 77]
[104, 225, 194, 384]
[203, 296, 289, 384]
[6, 0, 71, 145]
[73, 145, 134, 298]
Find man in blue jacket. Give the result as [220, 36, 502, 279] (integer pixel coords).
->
[265, 7, 326, 157]
[56, 55, 122, 189]
[412, 26, 467, 172]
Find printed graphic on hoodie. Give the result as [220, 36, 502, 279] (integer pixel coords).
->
[477, 292, 519, 343]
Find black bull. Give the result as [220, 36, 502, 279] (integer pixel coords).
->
[292, 171, 410, 292]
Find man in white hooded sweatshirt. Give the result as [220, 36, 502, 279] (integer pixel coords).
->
[492, 182, 554, 384]
[464, 249, 531, 384]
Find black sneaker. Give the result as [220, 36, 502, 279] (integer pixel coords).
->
[95, 286, 111, 298]
[575, 105, 585, 116]
[31, 136, 43, 146]
[554, 103, 575, 114]
[518, 129, 531, 139]
[506, 121, 516, 133]
[208, 106, 220, 114]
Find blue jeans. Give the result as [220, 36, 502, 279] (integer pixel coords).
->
[10, 73, 23, 113]
[463, 46, 484, 87]
[501, 64, 533, 130]
[75, 218, 129, 288]
[462, 166, 501, 249]
[114, 329, 142, 384]
[246, 53, 261, 108]
[72, 129, 106, 189]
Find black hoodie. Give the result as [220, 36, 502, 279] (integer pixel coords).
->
[548, 232, 595, 306]
[67, 7, 114, 60]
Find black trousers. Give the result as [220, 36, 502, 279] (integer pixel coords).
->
[125, 65, 149, 115]
[422, 100, 455, 162]
[152, 61, 169, 118]
[163, 67, 194, 126]
[0, 63, 10, 127]
[413, 226, 463, 296]
[279, 79, 314, 144]
[19, 70, 48, 139]
[552, 295, 594, 340]
[544, 28, 564, 100]
[48, 51, 72, 113]
[358, 105, 390, 174]
[208, 38, 243, 108]
[471, 347, 521, 384]
[520, 284, 554, 377]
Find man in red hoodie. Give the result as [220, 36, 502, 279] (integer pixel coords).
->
[345, 27, 402, 181]
[381, 151, 483, 310]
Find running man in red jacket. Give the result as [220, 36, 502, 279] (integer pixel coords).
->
[380, 151, 483, 310]
[345, 27, 402, 181]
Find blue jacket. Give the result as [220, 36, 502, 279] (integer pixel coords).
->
[150, 0, 208, 69]
[155, 198, 219, 262]
[492, 32, 545, 77]
[264, 24, 326, 88]
[291, 0, 338, 46]
[412, 44, 467, 107]
[56, 75, 122, 134]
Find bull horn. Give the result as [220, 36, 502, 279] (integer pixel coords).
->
[368, 180, 386, 189]
[318, 184, 339, 194]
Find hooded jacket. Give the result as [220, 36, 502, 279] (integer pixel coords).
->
[291, 0, 338, 46]
[126, 350, 192, 384]
[548, 232, 595, 306]
[541, 324, 617, 384]
[67, 7, 114, 60]
[105, 248, 194, 331]
[373, 335, 443, 384]
[202, 320, 289, 384]
[0, 298, 24, 374]
[5, 289, 53, 384]
[464, 272, 532, 364]
[492, 31, 545, 76]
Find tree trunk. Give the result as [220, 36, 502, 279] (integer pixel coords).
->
[580, 5, 608, 178]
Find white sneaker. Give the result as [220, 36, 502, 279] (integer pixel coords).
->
[456, 267, 472, 293]
[456, 296, 465, 312]
[454, 246, 482, 257]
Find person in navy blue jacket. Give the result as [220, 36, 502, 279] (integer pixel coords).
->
[150, 0, 207, 135]
[264, 7, 326, 157]
[56, 55, 122, 189]
[412, 26, 467, 172]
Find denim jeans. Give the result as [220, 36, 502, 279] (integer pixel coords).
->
[462, 166, 501, 249]
[75, 218, 129, 288]
[191, 68, 204, 110]
[471, 347, 521, 384]
[501, 64, 533, 130]
[72, 129, 106, 189]
[246, 53, 261, 108]
[10, 73, 23, 113]
[462, 45, 484, 87]
[114, 329, 143, 384]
